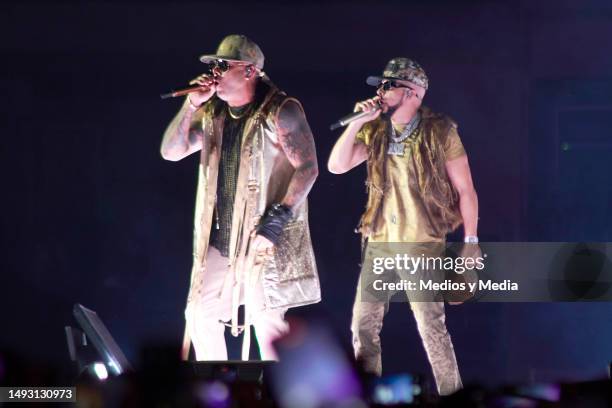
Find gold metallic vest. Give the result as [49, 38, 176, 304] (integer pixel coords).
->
[189, 77, 320, 310]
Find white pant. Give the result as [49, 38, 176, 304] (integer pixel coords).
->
[185, 246, 289, 360]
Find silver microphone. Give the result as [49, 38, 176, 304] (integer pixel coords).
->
[329, 109, 381, 130]
[330, 97, 382, 130]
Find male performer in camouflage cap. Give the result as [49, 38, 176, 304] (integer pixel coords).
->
[161, 34, 320, 361]
[328, 58, 479, 395]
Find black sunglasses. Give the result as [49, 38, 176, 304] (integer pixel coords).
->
[208, 59, 252, 75]
[208, 59, 230, 73]
[380, 80, 413, 92]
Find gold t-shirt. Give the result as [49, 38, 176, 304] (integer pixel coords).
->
[356, 118, 466, 243]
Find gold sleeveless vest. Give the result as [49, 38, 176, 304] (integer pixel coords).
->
[189, 77, 320, 310]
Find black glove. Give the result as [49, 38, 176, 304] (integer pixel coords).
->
[256, 204, 293, 245]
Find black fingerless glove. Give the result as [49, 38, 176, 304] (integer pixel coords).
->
[256, 204, 293, 245]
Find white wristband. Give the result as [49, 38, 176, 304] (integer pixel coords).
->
[464, 236, 479, 243]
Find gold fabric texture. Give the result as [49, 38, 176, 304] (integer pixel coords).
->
[356, 106, 466, 242]
[262, 219, 319, 309]
[187, 77, 320, 312]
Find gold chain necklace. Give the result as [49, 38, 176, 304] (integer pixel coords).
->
[227, 103, 252, 119]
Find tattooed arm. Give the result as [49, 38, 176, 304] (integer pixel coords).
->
[161, 73, 217, 161]
[251, 99, 319, 251]
[276, 100, 319, 209]
[160, 98, 205, 161]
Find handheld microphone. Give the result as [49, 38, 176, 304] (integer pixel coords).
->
[329, 107, 381, 130]
[159, 85, 210, 100]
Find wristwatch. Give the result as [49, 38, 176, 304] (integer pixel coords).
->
[464, 235, 479, 244]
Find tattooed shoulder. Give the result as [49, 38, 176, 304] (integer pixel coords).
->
[276, 99, 317, 165]
[277, 99, 306, 135]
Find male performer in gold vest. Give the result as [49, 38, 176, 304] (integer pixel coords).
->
[328, 58, 479, 395]
[161, 35, 320, 361]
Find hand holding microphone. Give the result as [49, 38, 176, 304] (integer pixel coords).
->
[159, 73, 217, 106]
[185, 73, 217, 107]
[330, 96, 382, 130]
[353, 96, 382, 124]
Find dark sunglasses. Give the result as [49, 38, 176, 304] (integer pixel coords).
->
[208, 59, 252, 76]
[208, 59, 230, 73]
[379, 80, 413, 92]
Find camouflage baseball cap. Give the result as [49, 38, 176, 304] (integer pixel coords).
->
[366, 57, 429, 90]
[199, 34, 264, 69]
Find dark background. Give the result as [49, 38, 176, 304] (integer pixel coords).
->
[1, 0, 611, 389]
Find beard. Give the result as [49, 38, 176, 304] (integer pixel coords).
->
[381, 91, 412, 118]
[381, 101, 401, 118]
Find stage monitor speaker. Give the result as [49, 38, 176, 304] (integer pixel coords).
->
[71, 303, 132, 376]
